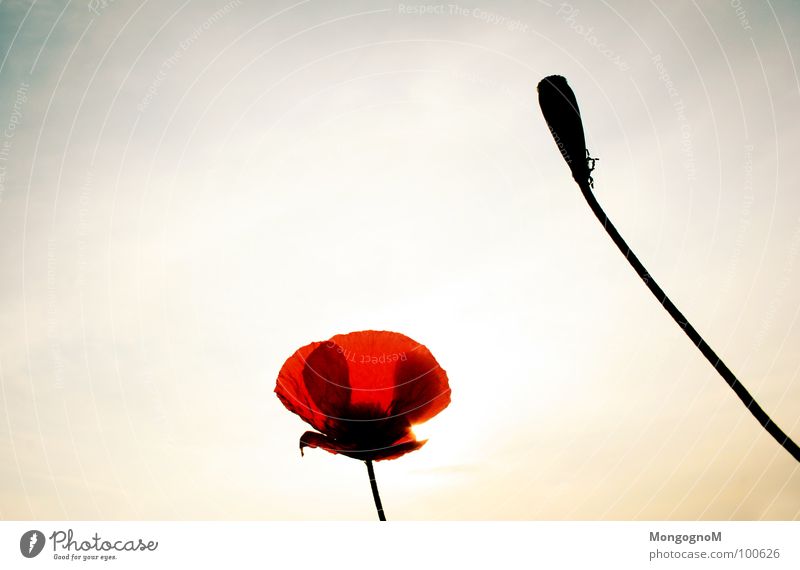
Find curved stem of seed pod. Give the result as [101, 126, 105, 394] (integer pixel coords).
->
[365, 460, 387, 521]
[576, 179, 800, 463]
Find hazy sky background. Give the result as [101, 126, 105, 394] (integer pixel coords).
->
[0, 0, 799, 520]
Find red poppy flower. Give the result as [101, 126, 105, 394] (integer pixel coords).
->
[275, 330, 451, 461]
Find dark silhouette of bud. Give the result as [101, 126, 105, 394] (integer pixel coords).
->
[537, 75, 595, 187]
[536, 74, 799, 463]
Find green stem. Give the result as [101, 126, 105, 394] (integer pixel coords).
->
[578, 179, 800, 463]
[365, 460, 386, 521]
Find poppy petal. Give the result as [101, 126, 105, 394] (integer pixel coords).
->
[391, 345, 451, 425]
[276, 341, 352, 438]
[302, 342, 352, 420]
[326, 330, 413, 411]
[299, 430, 427, 461]
[299, 431, 334, 457]
[276, 330, 451, 462]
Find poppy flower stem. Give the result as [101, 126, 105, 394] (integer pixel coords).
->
[576, 179, 800, 463]
[365, 460, 387, 521]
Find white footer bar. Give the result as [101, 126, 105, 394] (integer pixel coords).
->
[1, 521, 797, 569]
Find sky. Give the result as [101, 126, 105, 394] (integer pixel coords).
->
[0, 0, 798, 520]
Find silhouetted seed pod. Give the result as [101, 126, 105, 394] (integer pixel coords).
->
[535, 74, 800, 463]
[537, 75, 595, 187]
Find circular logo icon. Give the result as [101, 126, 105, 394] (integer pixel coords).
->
[20, 530, 45, 558]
